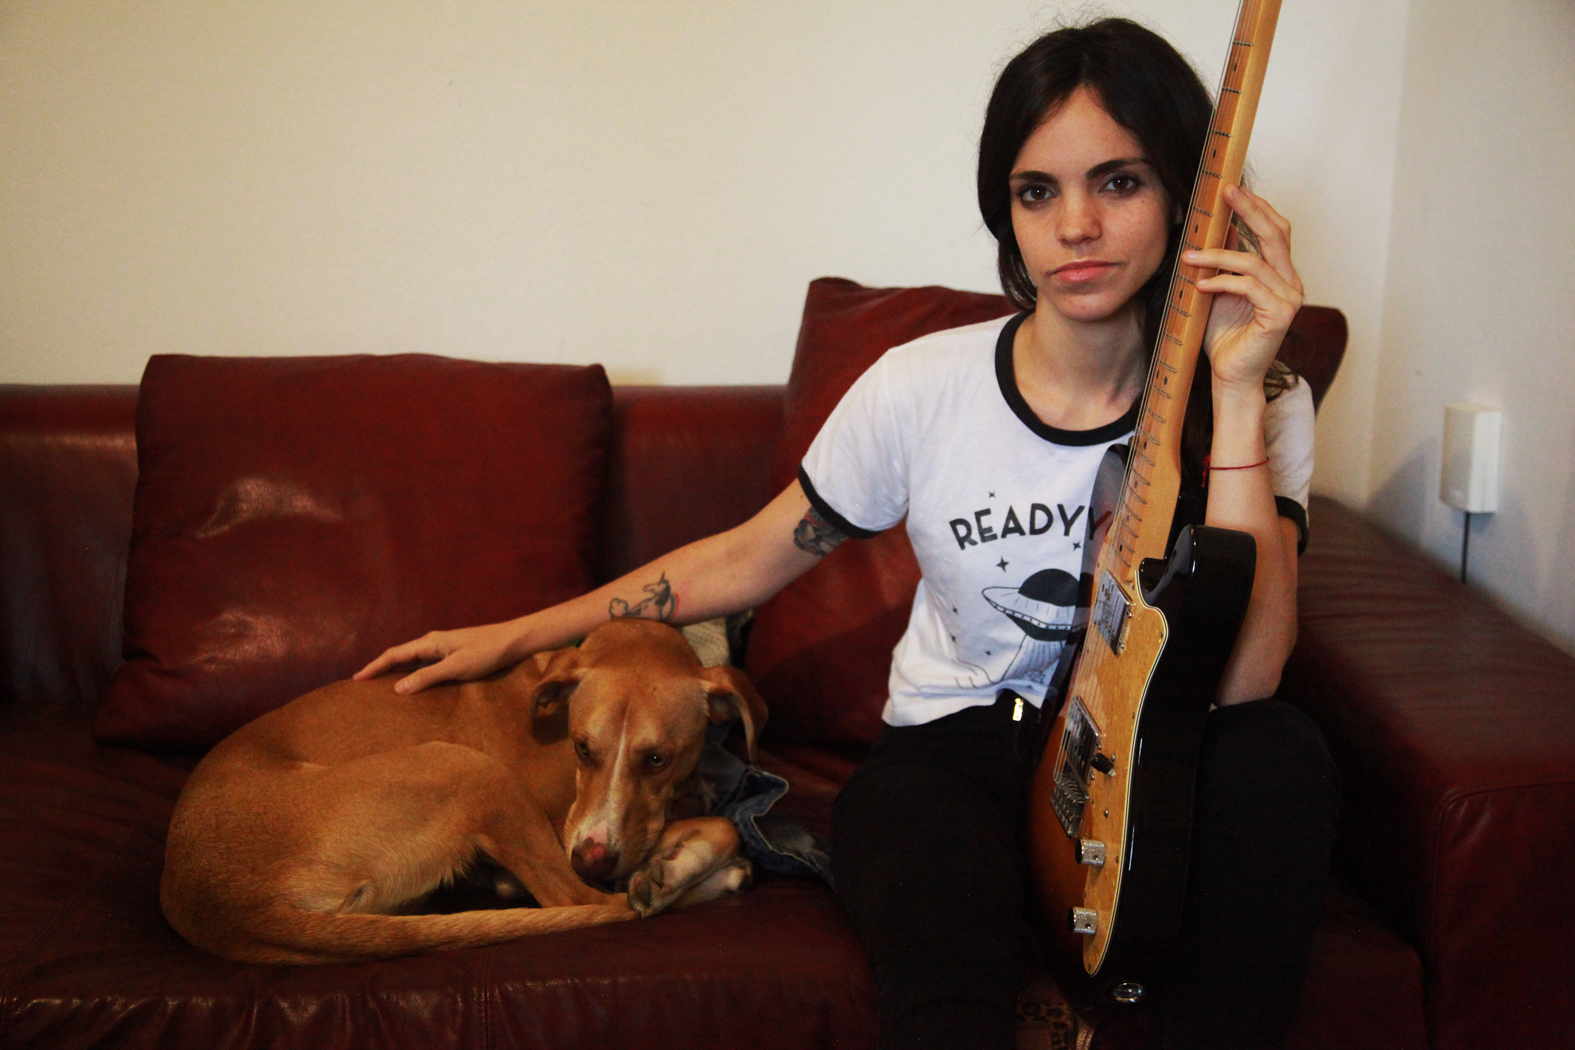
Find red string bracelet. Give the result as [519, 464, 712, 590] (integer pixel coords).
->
[1202, 455, 1269, 486]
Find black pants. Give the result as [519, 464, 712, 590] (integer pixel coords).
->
[831, 694, 1340, 1050]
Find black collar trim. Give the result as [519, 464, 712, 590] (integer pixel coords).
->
[994, 312, 1141, 447]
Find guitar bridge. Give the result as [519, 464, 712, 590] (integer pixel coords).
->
[1092, 571, 1133, 654]
[1050, 699, 1101, 838]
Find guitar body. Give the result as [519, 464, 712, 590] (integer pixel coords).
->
[1028, 524, 1255, 1001]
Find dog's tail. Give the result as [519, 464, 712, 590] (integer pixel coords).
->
[212, 902, 634, 965]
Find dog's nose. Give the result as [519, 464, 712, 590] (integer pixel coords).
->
[571, 839, 620, 884]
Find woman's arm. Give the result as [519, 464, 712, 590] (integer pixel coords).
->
[353, 479, 842, 694]
[1184, 183, 1305, 704]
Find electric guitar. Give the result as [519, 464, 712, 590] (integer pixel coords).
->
[1025, 0, 1284, 1005]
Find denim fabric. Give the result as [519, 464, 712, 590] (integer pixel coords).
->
[691, 731, 835, 885]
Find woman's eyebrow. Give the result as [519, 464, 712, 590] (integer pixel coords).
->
[1086, 157, 1149, 179]
[1009, 169, 1056, 183]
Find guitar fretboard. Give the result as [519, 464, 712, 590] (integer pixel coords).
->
[1102, 0, 1281, 589]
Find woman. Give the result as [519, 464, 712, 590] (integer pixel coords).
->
[358, 18, 1338, 1050]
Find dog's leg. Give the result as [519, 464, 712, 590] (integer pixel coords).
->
[626, 816, 752, 917]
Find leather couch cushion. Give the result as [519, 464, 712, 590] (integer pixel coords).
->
[745, 278, 1013, 747]
[95, 355, 612, 753]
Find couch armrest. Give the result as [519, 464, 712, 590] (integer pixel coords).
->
[0, 385, 139, 719]
[1280, 495, 1575, 1050]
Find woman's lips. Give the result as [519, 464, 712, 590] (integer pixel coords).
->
[1052, 261, 1115, 284]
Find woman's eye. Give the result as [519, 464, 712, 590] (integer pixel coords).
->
[1104, 174, 1141, 195]
[1016, 183, 1053, 205]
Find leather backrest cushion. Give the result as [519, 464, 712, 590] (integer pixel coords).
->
[744, 278, 1014, 747]
[95, 354, 612, 753]
[745, 278, 1348, 748]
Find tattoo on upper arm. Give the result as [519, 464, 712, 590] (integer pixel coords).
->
[794, 505, 847, 558]
[609, 572, 677, 622]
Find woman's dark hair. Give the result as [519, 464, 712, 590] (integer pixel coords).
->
[978, 18, 1291, 491]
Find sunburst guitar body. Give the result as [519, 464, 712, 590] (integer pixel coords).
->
[1025, 0, 1284, 1004]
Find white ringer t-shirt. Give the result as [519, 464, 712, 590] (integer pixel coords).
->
[799, 312, 1314, 728]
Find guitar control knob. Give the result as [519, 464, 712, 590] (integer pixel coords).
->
[1069, 908, 1099, 935]
[1089, 751, 1116, 775]
[1077, 839, 1107, 868]
[1111, 982, 1145, 1004]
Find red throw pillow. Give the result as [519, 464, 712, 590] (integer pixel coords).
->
[96, 354, 613, 753]
[745, 278, 1014, 748]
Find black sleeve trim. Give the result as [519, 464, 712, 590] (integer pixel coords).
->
[797, 466, 881, 540]
[1275, 496, 1309, 555]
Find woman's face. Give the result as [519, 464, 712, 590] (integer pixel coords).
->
[1009, 85, 1172, 326]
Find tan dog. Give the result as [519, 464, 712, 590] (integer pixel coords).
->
[161, 619, 765, 964]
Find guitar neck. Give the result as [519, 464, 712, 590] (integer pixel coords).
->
[1099, 0, 1283, 590]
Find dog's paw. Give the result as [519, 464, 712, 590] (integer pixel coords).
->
[626, 820, 750, 917]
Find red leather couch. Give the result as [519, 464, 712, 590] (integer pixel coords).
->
[2, 279, 1570, 1050]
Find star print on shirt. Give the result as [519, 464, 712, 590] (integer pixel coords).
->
[1073, 542, 1082, 550]
[997, 558, 1009, 571]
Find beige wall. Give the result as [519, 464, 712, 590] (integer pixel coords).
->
[7, 2, 1570, 652]
[1369, 0, 1575, 653]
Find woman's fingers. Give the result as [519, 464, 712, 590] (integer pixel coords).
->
[353, 636, 439, 681]
[1221, 185, 1300, 289]
[394, 658, 457, 696]
[1192, 272, 1301, 329]
[1187, 245, 1299, 304]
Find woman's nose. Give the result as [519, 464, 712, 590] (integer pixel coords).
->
[1057, 194, 1100, 244]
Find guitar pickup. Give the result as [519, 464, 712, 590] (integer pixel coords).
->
[1092, 571, 1133, 654]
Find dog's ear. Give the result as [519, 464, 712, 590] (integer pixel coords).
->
[530, 646, 588, 718]
[698, 665, 768, 763]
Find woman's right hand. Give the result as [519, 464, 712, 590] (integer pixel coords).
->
[353, 620, 528, 695]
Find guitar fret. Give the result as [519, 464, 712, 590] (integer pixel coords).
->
[1221, 86, 1242, 95]
[1181, 273, 1198, 286]
[1184, 238, 1202, 251]
[1171, 306, 1191, 318]
[1211, 129, 1231, 138]
[1233, 38, 1254, 46]
[1201, 168, 1222, 179]
[1153, 386, 1173, 400]
[1192, 205, 1215, 217]
[1133, 448, 1155, 469]
[1163, 334, 1184, 348]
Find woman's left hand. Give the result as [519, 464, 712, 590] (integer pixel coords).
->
[1183, 183, 1304, 392]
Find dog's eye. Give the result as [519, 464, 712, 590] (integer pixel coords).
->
[573, 740, 591, 762]
[645, 753, 668, 770]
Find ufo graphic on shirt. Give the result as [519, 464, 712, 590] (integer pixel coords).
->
[956, 567, 1085, 687]
[983, 568, 1081, 641]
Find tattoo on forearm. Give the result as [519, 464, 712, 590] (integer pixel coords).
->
[794, 506, 847, 558]
[609, 572, 677, 622]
